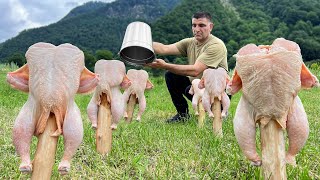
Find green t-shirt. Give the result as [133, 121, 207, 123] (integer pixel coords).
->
[175, 34, 228, 80]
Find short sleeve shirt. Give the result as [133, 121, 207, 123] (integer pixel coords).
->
[175, 34, 228, 80]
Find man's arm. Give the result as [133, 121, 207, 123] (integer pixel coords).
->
[153, 42, 181, 55]
[146, 59, 207, 77]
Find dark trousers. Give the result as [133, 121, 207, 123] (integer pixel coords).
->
[165, 71, 192, 114]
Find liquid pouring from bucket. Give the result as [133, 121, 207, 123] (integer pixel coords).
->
[119, 21, 156, 66]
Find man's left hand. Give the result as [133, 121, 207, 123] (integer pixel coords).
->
[145, 59, 167, 69]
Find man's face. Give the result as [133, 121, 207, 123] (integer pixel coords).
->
[192, 18, 213, 43]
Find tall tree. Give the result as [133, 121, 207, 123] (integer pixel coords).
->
[96, 50, 113, 60]
[6, 53, 26, 67]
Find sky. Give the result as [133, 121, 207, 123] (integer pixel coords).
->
[0, 0, 115, 43]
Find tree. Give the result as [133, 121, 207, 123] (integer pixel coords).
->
[84, 51, 97, 71]
[226, 40, 238, 60]
[306, 11, 319, 25]
[273, 22, 289, 37]
[299, 39, 320, 61]
[95, 49, 113, 60]
[6, 53, 26, 67]
[293, 20, 312, 35]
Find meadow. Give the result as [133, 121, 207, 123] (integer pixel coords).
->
[0, 64, 319, 179]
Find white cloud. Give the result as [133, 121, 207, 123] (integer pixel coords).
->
[0, 0, 115, 43]
[9, 0, 41, 30]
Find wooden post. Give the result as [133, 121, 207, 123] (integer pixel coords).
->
[198, 98, 205, 128]
[212, 97, 223, 137]
[32, 114, 58, 180]
[260, 119, 287, 180]
[125, 94, 137, 123]
[96, 93, 112, 155]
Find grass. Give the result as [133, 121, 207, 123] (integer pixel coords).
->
[0, 65, 319, 179]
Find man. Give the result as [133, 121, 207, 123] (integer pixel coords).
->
[146, 12, 228, 123]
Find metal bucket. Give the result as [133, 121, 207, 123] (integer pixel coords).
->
[119, 21, 155, 65]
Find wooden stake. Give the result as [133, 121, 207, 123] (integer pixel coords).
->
[198, 98, 205, 128]
[96, 93, 112, 155]
[260, 119, 287, 180]
[125, 94, 137, 123]
[32, 114, 58, 180]
[212, 97, 223, 137]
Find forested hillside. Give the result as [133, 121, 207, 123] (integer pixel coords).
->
[0, 0, 181, 68]
[152, 0, 320, 68]
[228, 0, 320, 67]
[0, 0, 319, 71]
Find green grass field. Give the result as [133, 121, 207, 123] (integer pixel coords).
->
[0, 65, 319, 179]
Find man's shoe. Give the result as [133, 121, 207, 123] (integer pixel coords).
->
[166, 113, 190, 123]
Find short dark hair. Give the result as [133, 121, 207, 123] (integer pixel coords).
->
[192, 12, 212, 22]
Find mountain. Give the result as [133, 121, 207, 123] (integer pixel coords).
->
[0, 0, 181, 63]
[62, 2, 107, 21]
[0, 0, 319, 70]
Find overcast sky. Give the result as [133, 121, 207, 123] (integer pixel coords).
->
[0, 0, 115, 43]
